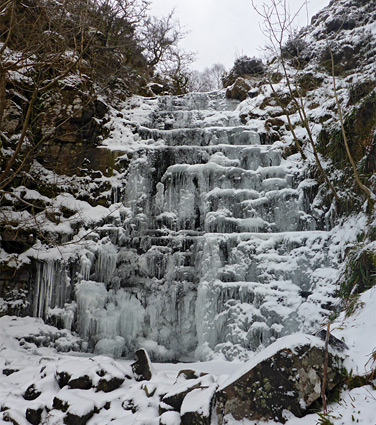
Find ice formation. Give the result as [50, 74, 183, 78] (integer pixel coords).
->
[31, 91, 339, 360]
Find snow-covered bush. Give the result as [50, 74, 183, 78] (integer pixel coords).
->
[223, 56, 265, 87]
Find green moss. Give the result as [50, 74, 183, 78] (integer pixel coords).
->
[340, 247, 376, 298]
[348, 80, 376, 105]
[318, 91, 376, 168]
[296, 73, 323, 96]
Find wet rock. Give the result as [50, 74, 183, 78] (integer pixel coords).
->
[131, 348, 152, 381]
[25, 407, 43, 425]
[216, 336, 343, 423]
[23, 384, 41, 400]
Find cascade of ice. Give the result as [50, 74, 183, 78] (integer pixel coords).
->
[33, 261, 71, 319]
[31, 91, 338, 360]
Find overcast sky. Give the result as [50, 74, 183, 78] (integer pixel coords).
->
[149, 0, 329, 71]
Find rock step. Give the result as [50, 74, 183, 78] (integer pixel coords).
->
[203, 188, 316, 231]
[141, 110, 242, 130]
[156, 91, 239, 111]
[139, 145, 283, 173]
[138, 126, 261, 146]
[161, 163, 294, 195]
[211, 279, 300, 306]
[120, 231, 331, 260]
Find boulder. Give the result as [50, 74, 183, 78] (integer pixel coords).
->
[56, 370, 72, 389]
[216, 335, 343, 424]
[148, 82, 165, 95]
[65, 410, 95, 425]
[226, 77, 256, 101]
[162, 374, 216, 414]
[53, 390, 96, 425]
[141, 383, 157, 397]
[53, 396, 70, 412]
[161, 379, 202, 411]
[131, 348, 153, 381]
[96, 375, 124, 393]
[68, 375, 92, 390]
[23, 384, 41, 401]
[2, 100, 22, 134]
[159, 401, 175, 415]
[180, 385, 217, 425]
[26, 407, 43, 425]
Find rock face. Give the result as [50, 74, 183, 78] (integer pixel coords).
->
[216, 336, 343, 423]
[226, 77, 256, 101]
[39, 81, 110, 177]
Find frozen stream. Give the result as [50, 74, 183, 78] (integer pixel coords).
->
[32, 91, 338, 361]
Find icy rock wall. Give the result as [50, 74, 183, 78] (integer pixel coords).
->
[33, 91, 338, 360]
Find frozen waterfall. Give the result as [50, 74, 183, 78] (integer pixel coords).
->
[32, 91, 338, 361]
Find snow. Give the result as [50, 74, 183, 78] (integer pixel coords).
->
[1, 285, 375, 424]
[2, 2, 376, 421]
[219, 333, 326, 390]
[180, 384, 217, 417]
[332, 288, 376, 375]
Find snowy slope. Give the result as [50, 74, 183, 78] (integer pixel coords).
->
[0, 287, 375, 424]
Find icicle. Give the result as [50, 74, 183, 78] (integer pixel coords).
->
[95, 241, 117, 284]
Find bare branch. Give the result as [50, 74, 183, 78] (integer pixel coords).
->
[329, 45, 374, 200]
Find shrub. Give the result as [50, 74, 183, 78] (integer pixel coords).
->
[222, 56, 265, 87]
[282, 33, 307, 59]
[231, 56, 265, 77]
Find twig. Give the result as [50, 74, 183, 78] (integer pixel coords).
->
[321, 322, 330, 413]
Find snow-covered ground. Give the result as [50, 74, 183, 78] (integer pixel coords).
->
[1, 287, 375, 424]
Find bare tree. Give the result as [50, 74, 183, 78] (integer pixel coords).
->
[188, 63, 226, 92]
[251, 0, 340, 202]
[0, 0, 159, 252]
[141, 10, 185, 68]
[159, 48, 195, 95]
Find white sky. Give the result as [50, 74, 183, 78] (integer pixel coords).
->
[149, 0, 329, 71]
